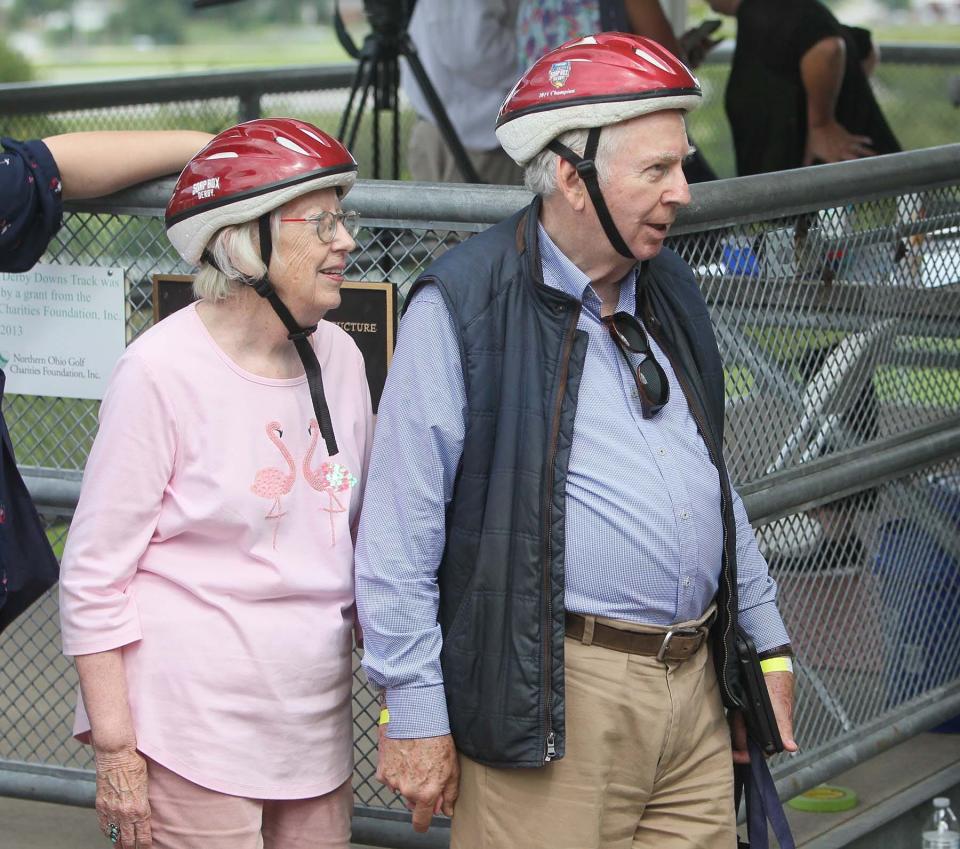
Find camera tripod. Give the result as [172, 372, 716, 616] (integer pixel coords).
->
[334, 1, 481, 183]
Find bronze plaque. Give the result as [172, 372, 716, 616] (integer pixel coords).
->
[152, 275, 397, 412]
[152, 274, 197, 325]
[325, 281, 396, 413]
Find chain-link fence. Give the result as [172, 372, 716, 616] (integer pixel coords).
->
[1, 44, 958, 180]
[2, 146, 959, 839]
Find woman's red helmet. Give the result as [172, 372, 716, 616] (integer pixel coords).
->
[166, 118, 357, 265]
[496, 33, 701, 165]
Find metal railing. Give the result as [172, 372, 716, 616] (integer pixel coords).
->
[1, 43, 958, 179]
[1, 145, 959, 846]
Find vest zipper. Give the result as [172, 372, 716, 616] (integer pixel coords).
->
[647, 320, 738, 708]
[541, 303, 580, 764]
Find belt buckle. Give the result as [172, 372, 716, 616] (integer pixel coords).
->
[656, 626, 701, 662]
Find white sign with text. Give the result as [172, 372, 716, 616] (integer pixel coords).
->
[0, 264, 126, 400]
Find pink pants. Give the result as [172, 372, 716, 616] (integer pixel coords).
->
[145, 757, 353, 849]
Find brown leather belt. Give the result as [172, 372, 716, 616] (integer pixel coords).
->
[565, 612, 709, 663]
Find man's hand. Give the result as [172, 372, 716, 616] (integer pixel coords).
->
[765, 670, 799, 754]
[729, 670, 798, 763]
[804, 121, 874, 165]
[377, 731, 460, 833]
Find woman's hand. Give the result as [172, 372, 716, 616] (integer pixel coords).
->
[73, 650, 149, 846]
[94, 748, 152, 848]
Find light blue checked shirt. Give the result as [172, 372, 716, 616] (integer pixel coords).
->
[355, 225, 790, 739]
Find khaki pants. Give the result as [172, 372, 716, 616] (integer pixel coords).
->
[407, 118, 523, 186]
[451, 615, 736, 849]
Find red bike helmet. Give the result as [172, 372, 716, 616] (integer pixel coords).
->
[496, 33, 700, 259]
[496, 33, 701, 166]
[165, 118, 358, 459]
[166, 118, 357, 266]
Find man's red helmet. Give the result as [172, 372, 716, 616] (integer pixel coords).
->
[496, 33, 701, 165]
[166, 118, 357, 265]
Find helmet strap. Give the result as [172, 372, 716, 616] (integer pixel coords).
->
[548, 129, 635, 260]
[200, 248, 222, 272]
[252, 214, 339, 457]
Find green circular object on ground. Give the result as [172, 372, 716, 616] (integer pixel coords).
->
[788, 784, 859, 812]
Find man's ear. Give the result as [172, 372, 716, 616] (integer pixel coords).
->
[556, 156, 586, 212]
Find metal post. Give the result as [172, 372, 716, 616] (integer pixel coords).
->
[238, 90, 261, 123]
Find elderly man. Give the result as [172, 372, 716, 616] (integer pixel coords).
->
[356, 33, 797, 849]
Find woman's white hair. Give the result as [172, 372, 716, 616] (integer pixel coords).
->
[192, 210, 283, 302]
[523, 122, 630, 197]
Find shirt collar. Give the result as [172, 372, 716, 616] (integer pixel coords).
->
[536, 223, 639, 319]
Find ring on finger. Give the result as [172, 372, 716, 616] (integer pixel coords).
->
[107, 822, 121, 844]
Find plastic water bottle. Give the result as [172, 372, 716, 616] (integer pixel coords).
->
[923, 797, 960, 848]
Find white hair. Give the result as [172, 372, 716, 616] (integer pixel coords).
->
[192, 211, 283, 302]
[522, 123, 630, 197]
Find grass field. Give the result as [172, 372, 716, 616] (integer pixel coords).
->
[28, 23, 354, 82]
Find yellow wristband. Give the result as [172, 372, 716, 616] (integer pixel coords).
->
[378, 707, 390, 726]
[760, 656, 794, 674]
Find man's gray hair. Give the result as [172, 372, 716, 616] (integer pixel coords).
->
[523, 123, 629, 197]
[193, 211, 282, 302]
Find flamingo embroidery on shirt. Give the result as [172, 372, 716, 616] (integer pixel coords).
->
[304, 418, 357, 545]
[250, 421, 296, 549]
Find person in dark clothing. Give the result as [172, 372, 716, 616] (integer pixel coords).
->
[0, 131, 211, 633]
[707, 0, 901, 175]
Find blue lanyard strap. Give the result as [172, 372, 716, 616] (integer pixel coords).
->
[735, 739, 796, 849]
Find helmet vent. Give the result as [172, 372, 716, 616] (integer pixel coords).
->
[299, 128, 330, 145]
[634, 47, 673, 73]
[277, 137, 310, 156]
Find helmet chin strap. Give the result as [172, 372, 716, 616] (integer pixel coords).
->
[547, 127, 635, 260]
[253, 214, 339, 457]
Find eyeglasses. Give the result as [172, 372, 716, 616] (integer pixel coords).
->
[280, 210, 360, 244]
[602, 311, 669, 419]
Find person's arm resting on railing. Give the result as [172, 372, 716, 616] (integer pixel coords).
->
[43, 130, 212, 200]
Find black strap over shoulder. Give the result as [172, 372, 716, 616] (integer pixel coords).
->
[254, 215, 339, 457]
[734, 740, 796, 849]
[548, 129, 634, 260]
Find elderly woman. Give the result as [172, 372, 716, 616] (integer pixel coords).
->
[59, 119, 373, 849]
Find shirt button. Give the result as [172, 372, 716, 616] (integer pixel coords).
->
[683, 577, 691, 587]
[679, 510, 690, 521]
[657, 447, 667, 457]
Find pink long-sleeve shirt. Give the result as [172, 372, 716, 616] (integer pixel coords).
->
[60, 303, 373, 799]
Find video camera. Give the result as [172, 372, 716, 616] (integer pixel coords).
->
[334, 0, 415, 59]
[363, 0, 415, 41]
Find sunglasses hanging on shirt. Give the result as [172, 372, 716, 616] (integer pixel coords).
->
[602, 311, 670, 419]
